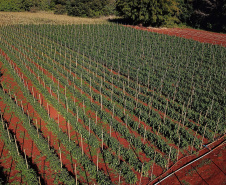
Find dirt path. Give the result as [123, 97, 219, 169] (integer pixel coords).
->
[126, 25, 226, 47]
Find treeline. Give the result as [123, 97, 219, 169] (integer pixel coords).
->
[116, 0, 226, 32]
[0, 0, 225, 32]
[0, 0, 116, 16]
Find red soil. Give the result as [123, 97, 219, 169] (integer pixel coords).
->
[126, 25, 226, 47]
[0, 62, 58, 184]
[0, 53, 92, 184]
[1, 45, 123, 184]
[0, 133, 25, 184]
[150, 135, 226, 185]
[1, 26, 224, 185]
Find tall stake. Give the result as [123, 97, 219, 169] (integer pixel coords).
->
[68, 121, 70, 142]
[143, 127, 146, 144]
[177, 134, 181, 161]
[118, 171, 121, 185]
[77, 106, 79, 122]
[36, 120, 39, 138]
[191, 131, 197, 153]
[81, 134, 83, 156]
[167, 147, 172, 170]
[89, 118, 91, 136]
[14, 135, 19, 155]
[201, 123, 207, 148]
[59, 146, 62, 168]
[102, 129, 104, 150]
[39, 94, 41, 107]
[151, 151, 156, 181]
[96, 111, 98, 125]
[24, 149, 28, 169]
[96, 150, 98, 171]
[75, 163, 78, 185]
[139, 163, 144, 185]
[6, 124, 11, 142]
[48, 136, 50, 150]
[213, 117, 220, 139]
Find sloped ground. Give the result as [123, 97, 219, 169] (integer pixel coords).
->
[126, 25, 226, 47]
[0, 11, 109, 25]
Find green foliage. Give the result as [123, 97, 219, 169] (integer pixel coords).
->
[191, 0, 226, 32]
[0, 0, 54, 11]
[54, 4, 66, 14]
[116, 0, 180, 26]
[178, 0, 226, 32]
[0, 0, 23, 11]
[66, 0, 115, 17]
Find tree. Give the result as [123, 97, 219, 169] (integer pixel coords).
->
[190, 0, 226, 32]
[66, 0, 113, 17]
[116, 0, 180, 26]
[0, 0, 23, 11]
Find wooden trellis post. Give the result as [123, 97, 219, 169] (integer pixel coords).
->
[24, 149, 28, 169]
[68, 121, 70, 142]
[200, 123, 207, 149]
[96, 150, 99, 171]
[164, 100, 168, 123]
[143, 127, 147, 144]
[90, 77, 92, 92]
[191, 131, 197, 153]
[124, 99, 126, 115]
[21, 101, 24, 114]
[167, 147, 172, 170]
[39, 94, 41, 107]
[38, 176, 41, 185]
[89, 118, 91, 136]
[157, 121, 162, 136]
[101, 94, 103, 111]
[126, 114, 128, 128]
[151, 152, 156, 181]
[110, 121, 112, 137]
[58, 114, 60, 131]
[6, 124, 11, 142]
[27, 112, 31, 127]
[47, 103, 50, 119]
[75, 163, 78, 185]
[96, 111, 98, 125]
[80, 74, 82, 94]
[139, 163, 144, 185]
[213, 117, 220, 139]
[77, 106, 79, 123]
[48, 136, 50, 150]
[118, 171, 121, 185]
[177, 134, 181, 161]
[50, 84, 52, 97]
[102, 129, 104, 150]
[59, 146, 62, 168]
[83, 100, 85, 114]
[14, 135, 19, 155]
[36, 120, 39, 138]
[81, 134, 84, 156]
[14, 93, 18, 105]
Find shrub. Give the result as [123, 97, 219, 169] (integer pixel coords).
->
[54, 4, 66, 15]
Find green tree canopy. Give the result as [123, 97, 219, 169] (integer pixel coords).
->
[190, 0, 226, 32]
[66, 0, 114, 17]
[116, 0, 180, 26]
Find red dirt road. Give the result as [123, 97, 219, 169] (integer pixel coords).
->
[126, 26, 226, 47]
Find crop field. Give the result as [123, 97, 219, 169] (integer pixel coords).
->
[0, 24, 225, 184]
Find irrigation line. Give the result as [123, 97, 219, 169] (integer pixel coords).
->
[151, 138, 225, 185]
[209, 158, 226, 176]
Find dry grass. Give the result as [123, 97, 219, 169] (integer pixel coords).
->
[0, 11, 113, 25]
